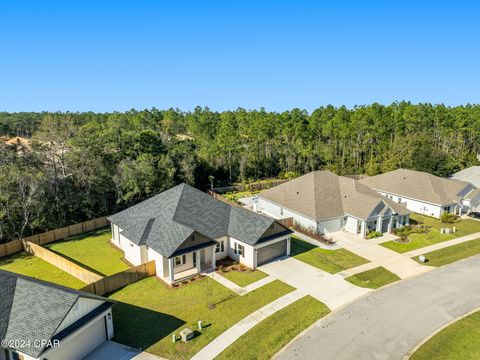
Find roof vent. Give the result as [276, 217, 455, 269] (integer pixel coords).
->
[296, 191, 299, 195]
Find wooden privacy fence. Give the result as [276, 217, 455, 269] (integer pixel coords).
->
[213, 179, 288, 194]
[80, 261, 156, 296]
[0, 216, 109, 258]
[277, 217, 294, 228]
[207, 190, 242, 208]
[24, 241, 103, 284]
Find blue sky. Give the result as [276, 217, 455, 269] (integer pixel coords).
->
[1, 0, 479, 112]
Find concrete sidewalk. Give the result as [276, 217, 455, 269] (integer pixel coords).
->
[405, 231, 480, 258]
[206, 270, 276, 295]
[259, 257, 371, 310]
[332, 232, 434, 279]
[191, 289, 305, 360]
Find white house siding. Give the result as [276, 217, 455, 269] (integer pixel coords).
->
[55, 298, 104, 334]
[173, 252, 195, 274]
[344, 216, 360, 234]
[147, 247, 165, 277]
[45, 309, 113, 360]
[317, 217, 343, 234]
[119, 234, 145, 266]
[257, 197, 318, 230]
[379, 192, 443, 218]
[111, 224, 121, 248]
[228, 237, 256, 268]
[214, 236, 229, 261]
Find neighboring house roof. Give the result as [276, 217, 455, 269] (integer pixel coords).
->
[108, 183, 290, 258]
[259, 170, 409, 221]
[0, 270, 111, 358]
[465, 188, 480, 201]
[451, 166, 480, 188]
[359, 169, 473, 206]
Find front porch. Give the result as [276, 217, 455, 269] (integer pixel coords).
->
[162, 244, 217, 284]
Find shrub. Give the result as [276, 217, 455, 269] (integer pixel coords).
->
[440, 212, 458, 223]
[291, 222, 336, 245]
[366, 231, 382, 239]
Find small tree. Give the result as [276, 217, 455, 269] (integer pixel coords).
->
[208, 175, 215, 191]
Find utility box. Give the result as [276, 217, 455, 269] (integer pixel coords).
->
[180, 328, 194, 343]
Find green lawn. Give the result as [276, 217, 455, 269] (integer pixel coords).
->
[45, 227, 129, 276]
[219, 269, 268, 287]
[345, 266, 400, 289]
[110, 276, 294, 360]
[410, 311, 480, 360]
[413, 238, 480, 267]
[381, 214, 480, 253]
[0, 251, 86, 289]
[216, 296, 330, 360]
[290, 237, 369, 273]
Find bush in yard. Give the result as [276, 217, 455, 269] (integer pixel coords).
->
[292, 222, 336, 245]
[366, 231, 382, 239]
[440, 212, 458, 223]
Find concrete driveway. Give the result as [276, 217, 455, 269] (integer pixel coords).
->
[83, 341, 163, 360]
[258, 257, 370, 310]
[332, 231, 434, 279]
[276, 255, 480, 360]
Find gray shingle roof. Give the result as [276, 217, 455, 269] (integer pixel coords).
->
[108, 184, 288, 257]
[360, 169, 473, 205]
[259, 171, 409, 221]
[451, 166, 480, 188]
[0, 270, 111, 358]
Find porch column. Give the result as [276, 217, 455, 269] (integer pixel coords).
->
[376, 215, 382, 232]
[211, 246, 216, 268]
[405, 215, 410, 226]
[286, 237, 291, 256]
[388, 216, 393, 232]
[361, 221, 367, 238]
[196, 250, 201, 272]
[168, 258, 174, 283]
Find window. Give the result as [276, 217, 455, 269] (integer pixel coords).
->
[238, 244, 245, 257]
[215, 240, 225, 253]
[174, 255, 186, 267]
[280, 207, 284, 216]
[397, 197, 402, 204]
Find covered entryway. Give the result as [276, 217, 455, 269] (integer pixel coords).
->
[48, 316, 107, 360]
[381, 218, 390, 233]
[256, 240, 287, 266]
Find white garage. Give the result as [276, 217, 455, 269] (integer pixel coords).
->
[256, 239, 288, 266]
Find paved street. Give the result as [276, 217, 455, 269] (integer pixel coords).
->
[276, 255, 480, 360]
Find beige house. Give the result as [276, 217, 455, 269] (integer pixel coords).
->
[360, 169, 480, 218]
[254, 170, 410, 238]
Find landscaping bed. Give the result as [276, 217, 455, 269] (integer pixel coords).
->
[413, 238, 480, 267]
[45, 227, 129, 276]
[345, 266, 400, 289]
[0, 251, 86, 289]
[216, 258, 268, 287]
[381, 214, 480, 253]
[410, 311, 480, 360]
[216, 296, 330, 360]
[290, 237, 368, 273]
[109, 276, 294, 359]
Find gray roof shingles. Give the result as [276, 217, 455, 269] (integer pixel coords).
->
[108, 184, 289, 258]
[0, 270, 111, 358]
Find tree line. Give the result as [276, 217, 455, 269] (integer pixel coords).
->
[1, 102, 479, 242]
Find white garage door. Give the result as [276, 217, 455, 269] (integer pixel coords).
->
[48, 316, 107, 360]
[257, 240, 287, 266]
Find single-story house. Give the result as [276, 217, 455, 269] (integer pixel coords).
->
[0, 270, 114, 360]
[254, 170, 410, 238]
[108, 183, 292, 284]
[359, 168, 480, 218]
[451, 166, 480, 212]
